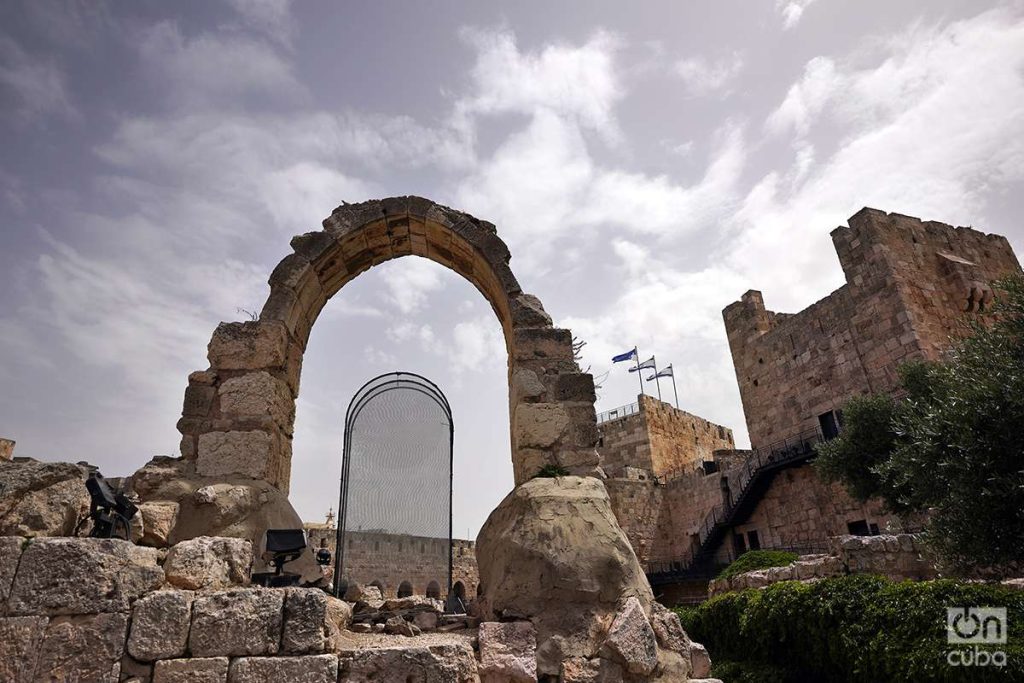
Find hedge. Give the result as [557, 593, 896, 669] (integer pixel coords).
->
[675, 575, 1024, 682]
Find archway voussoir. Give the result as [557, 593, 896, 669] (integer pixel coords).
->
[207, 321, 290, 371]
[268, 252, 313, 290]
[289, 231, 337, 264]
[322, 199, 385, 237]
[511, 293, 553, 329]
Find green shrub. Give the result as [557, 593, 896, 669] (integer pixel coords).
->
[675, 575, 1024, 682]
[533, 464, 569, 478]
[716, 549, 799, 580]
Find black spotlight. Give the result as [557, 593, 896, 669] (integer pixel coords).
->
[252, 529, 307, 587]
[315, 538, 332, 566]
[84, 471, 138, 540]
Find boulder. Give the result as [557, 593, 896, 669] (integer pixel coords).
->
[153, 657, 228, 683]
[649, 602, 693, 658]
[230, 655, 338, 683]
[413, 611, 439, 631]
[601, 597, 658, 677]
[478, 621, 537, 682]
[476, 476, 653, 674]
[282, 587, 352, 654]
[337, 643, 478, 682]
[690, 642, 712, 678]
[34, 613, 128, 682]
[8, 538, 163, 615]
[163, 536, 252, 590]
[559, 657, 625, 682]
[0, 459, 90, 537]
[382, 595, 444, 612]
[0, 616, 48, 683]
[0, 536, 24, 607]
[138, 501, 179, 547]
[385, 615, 418, 636]
[128, 590, 194, 661]
[344, 582, 384, 603]
[189, 588, 283, 657]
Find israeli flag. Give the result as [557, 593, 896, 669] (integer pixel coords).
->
[629, 356, 657, 373]
[646, 366, 673, 381]
[611, 347, 637, 363]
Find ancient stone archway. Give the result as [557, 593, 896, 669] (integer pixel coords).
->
[176, 196, 601, 492]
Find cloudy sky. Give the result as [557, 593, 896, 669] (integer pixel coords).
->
[2, 0, 1022, 538]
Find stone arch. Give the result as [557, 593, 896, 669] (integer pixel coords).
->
[451, 580, 466, 600]
[397, 580, 413, 598]
[426, 580, 442, 599]
[176, 196, 601, 493]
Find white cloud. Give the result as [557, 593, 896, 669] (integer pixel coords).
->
[0, 37, 75, 120]
[224, 0, 295, 45]
[765, 57, 841, 137]
[451, 317, 505, 372]
[673, 52, 745, 96]
[776, 0, 818, 30]
[380, 258, 447, 315]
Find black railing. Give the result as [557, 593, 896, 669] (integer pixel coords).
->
[597, 401, 640, 424]
[645, 427, 824, 581]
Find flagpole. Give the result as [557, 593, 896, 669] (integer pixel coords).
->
[633, 347, 644, 397]
[670, 365, 679, 409]
[652, 355, 662, 401]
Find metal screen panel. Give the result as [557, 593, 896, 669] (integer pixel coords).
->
[333, 372, 453, 598]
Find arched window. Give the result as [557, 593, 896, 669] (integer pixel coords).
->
[398, 580, 413, 598]
[370, 579, 384, 596]
[452, 581, 466, 600]
[426, 580, 441, 599]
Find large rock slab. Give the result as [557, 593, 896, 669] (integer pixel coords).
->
[337, 643, 478, 682]
[282, 587, 352, 654]
[154, 657, 228, 683]
[476, 476, 653, 674]
[478, 621, 537, 682]
[0, 536, 24, 607]
[163, 536, 252, 590]
[128, 590, 194, 661]
[8, 538, 163, 615]
[190, 588, 283, 657]
[0, 459, 90, 537]
[0, 616, 48, 683]
[138, 501, 179, 547]
[34, 613, 128, 682]
[601, 597, 658, 676]
[230, 655, 338, 683]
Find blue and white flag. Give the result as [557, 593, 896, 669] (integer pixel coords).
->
[629, 356, 657, 373]
[611, 347, 637, 363]
[646, 365, 673, 381]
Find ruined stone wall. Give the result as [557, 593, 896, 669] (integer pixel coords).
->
[304, 526, 479, 599]
[598, 395, 733, 478]
[730, 464, 897, 556]
[603, 480, 664, 566]
[724, 208, 1021, 450]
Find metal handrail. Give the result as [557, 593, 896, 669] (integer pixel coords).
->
[596, 401, 640, 424]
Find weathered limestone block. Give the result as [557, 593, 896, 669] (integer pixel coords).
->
[337, 643, 478, 682]
[138, 501, 179, 547]
[128, 590, 194, 661]
[690, 642, 712, 678]
[120, 653, 153, 682]
[649, 602, 693, 658]
[154, 657, 228, 683]
[8, 538, 163, 615]
[219, 371, 295, 434]
[476, 477, 653, 676]
[189, 588, 283, 657]
[282, 587, 352, 654]
[601, 597, 658, 677]
[478, 621, 537, 682]
[413, 611, 439, 631]
[230, 655, 338, 683]
[196, 430, 280, 482]
[514, 403, 570, 449]
[207, 321, 289, 371]
[344, 582, 383, 603]
[0, 536, 24, 607]
[511, 367, 546, 404]
[385, 615, 418, 636]
[510, 293, 553, 328]
[512, 328, 575, 361]
[34, 613, 128, 683]
[0, 616, 48, 683]
[0, 459, 90, 537]
[381, 595, 444, 613]
[163, 536, 252, 590]
[559, 657, 625, 683]
[0, 438, 14, 460]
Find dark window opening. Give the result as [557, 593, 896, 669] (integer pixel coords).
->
[747, 530, 761, 550]
[732, 532, 747, 557]
[869, 523, 880, 536]
[426, 580, 441, 599]
[819, 409, 844, 441]
[452, 581, 466, 600]
[397, 581, 413, 598]
[847, 519, 870, 536]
